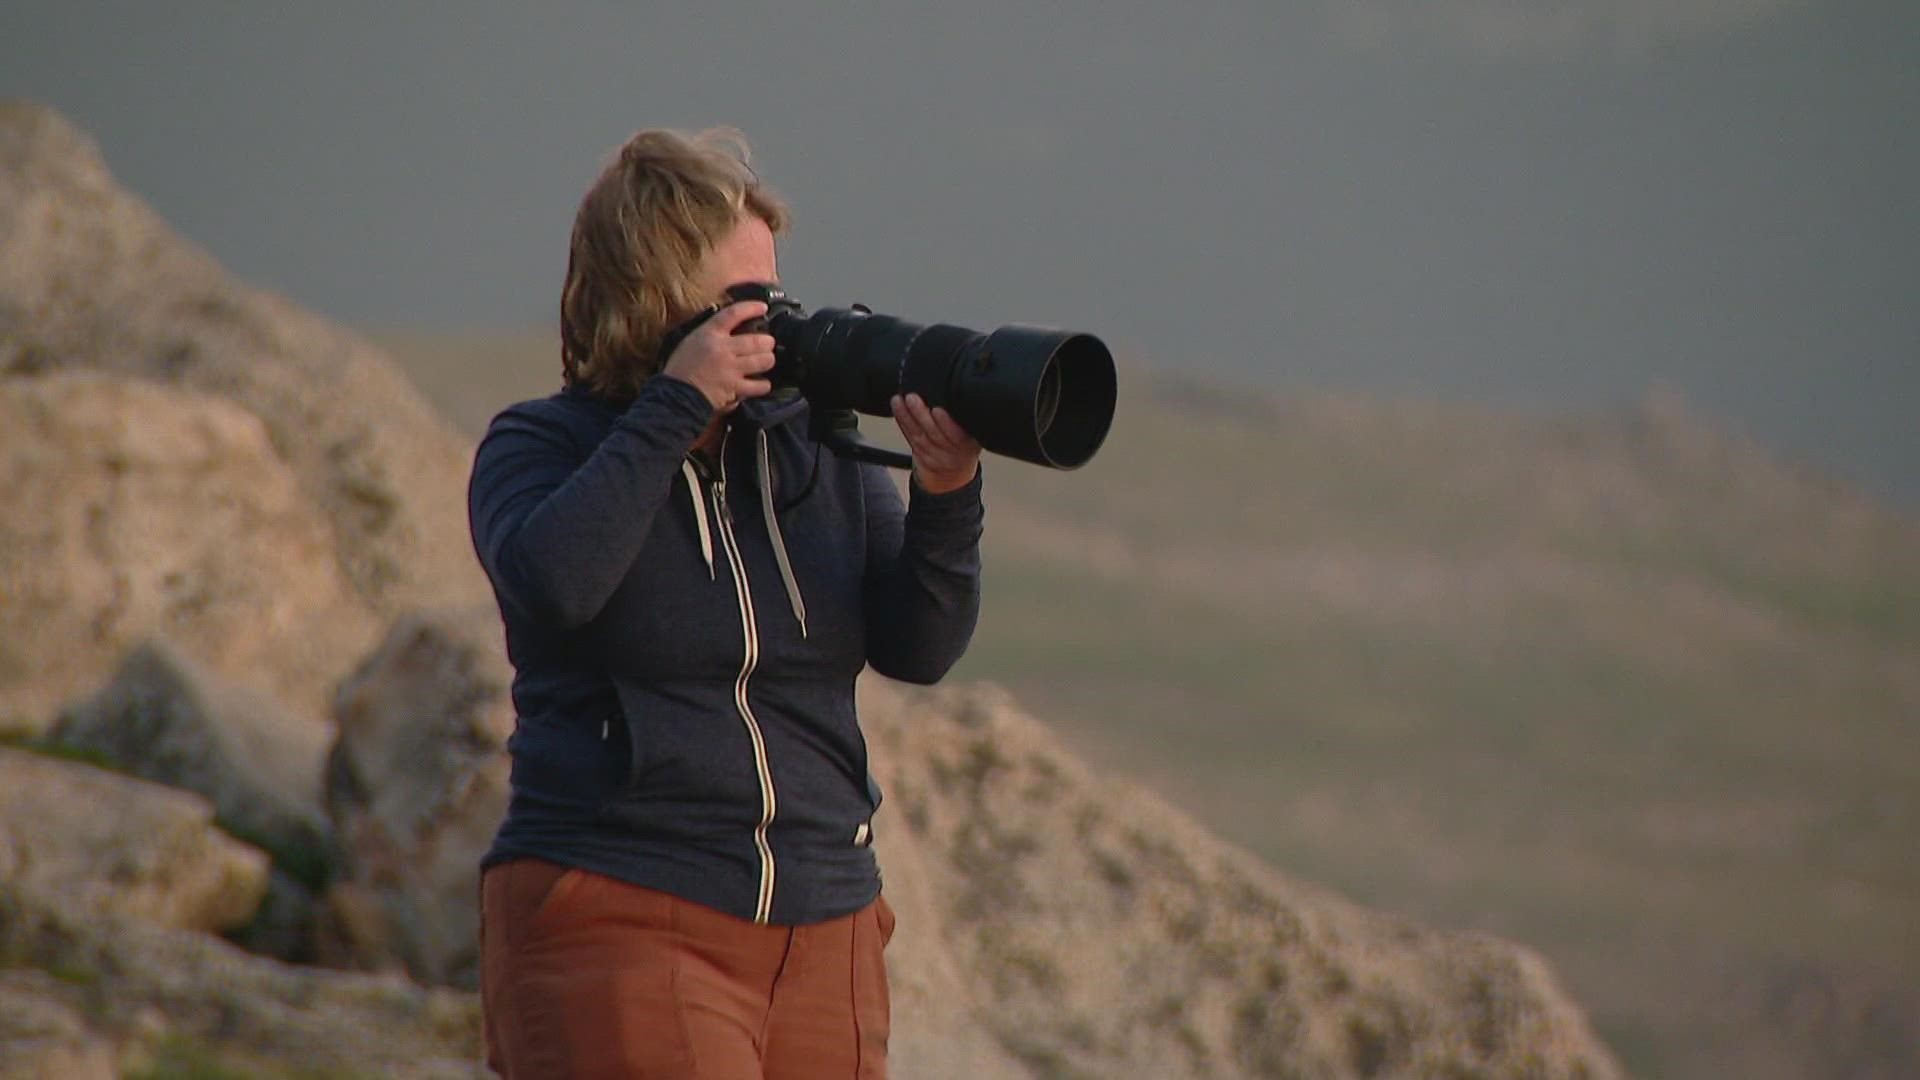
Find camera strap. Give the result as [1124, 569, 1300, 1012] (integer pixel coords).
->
[652, 303, 723, 373]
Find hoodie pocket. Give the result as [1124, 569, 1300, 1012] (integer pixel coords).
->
[601, 685, 765, 832]
[506, 712, 627, 814]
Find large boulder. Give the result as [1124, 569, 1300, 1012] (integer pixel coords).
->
[47, 641, 338, 964]
[0, 370, 379, 733]
[50, 640, 334, 884]
[0, 101, 487, 730]
[320, 611, 512, 987]
[0, 747, 267, 934]
[862, 680, 1625, 1079]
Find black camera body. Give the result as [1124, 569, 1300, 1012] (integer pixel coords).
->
[723, 282, 1115, 470]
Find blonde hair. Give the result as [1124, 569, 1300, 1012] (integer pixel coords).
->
[559, 128, 789, 400]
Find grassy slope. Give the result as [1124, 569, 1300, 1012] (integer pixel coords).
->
[380, 330, 1920, 1079]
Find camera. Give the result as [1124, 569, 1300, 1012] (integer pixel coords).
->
[724, 282, 1115, 470]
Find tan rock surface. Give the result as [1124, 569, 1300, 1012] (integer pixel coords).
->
[0, 747, 267, 933]
[0, 974, 118, 1080]
[0, 101, 486, 728]
[863, 762, 1033, 1078]
[0, 885, 485, 1079]
[321, 610, 513, 987]
[0, 371, 378, 731]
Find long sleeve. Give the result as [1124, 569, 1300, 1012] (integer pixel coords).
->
[468, 376, 712, 629]
[860, 464, 984, 684]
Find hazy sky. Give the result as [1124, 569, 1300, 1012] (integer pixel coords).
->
[4, 1, 1915, 503]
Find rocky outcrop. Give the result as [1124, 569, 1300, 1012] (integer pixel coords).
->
[0, 101, 486, 730]
[0, 371, 380, 732]
[865, 680, 1622, 1079]
[0, 748, 267, 934]
[0, 102, 484, 615]
[0, 884, 485, 1078]
[51, 640, 333, 881]
[320, 612, 513, 987]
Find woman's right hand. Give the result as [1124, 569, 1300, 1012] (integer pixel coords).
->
[662, 300, 777, 414]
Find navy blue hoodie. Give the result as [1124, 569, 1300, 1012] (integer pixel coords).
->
[468, 374, 983, 925]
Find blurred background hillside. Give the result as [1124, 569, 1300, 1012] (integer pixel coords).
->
[7, 3, 1917, 1077]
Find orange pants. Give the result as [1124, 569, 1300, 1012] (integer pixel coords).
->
[480, 860, 894, 1079]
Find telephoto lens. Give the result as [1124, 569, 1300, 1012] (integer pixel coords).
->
[726, 282, 1116, 470]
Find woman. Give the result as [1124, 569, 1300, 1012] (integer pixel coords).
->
[467, 128, 984, 1078]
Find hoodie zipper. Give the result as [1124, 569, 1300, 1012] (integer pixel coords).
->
[709, 430, 779, 923]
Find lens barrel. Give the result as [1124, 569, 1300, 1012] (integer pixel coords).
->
[736, 284, 1115, 470]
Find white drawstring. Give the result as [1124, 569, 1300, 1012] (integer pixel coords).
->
[757, 431, 809, 639]
[682, 460, 714, 580]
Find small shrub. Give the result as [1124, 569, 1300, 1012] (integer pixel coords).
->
[1088, 847, 1135, 892]
[957, 737, 1010, 792]
[1233, 994, 1306, 1078]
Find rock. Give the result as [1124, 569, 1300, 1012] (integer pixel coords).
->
[0, 371, 380, 732]
[865, 777, 1033, 1078]
[861, 679, 1625, 1079]
[0, 882, 486, 1078]
[320, 611, 512, 987]
[0, 974, 118, 1080]
[0, 747, 268, 933]
[51, 640, 335, 890]
[0, 102, 488, 729]
[225, 867, 323, 966]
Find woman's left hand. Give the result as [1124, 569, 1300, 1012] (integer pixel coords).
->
[892, 393, 982, 495]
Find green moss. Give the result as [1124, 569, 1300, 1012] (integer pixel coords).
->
[0, 732, 120, 771]
[125, 1036, 257, 1080]
[44, 960, 99, 987]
